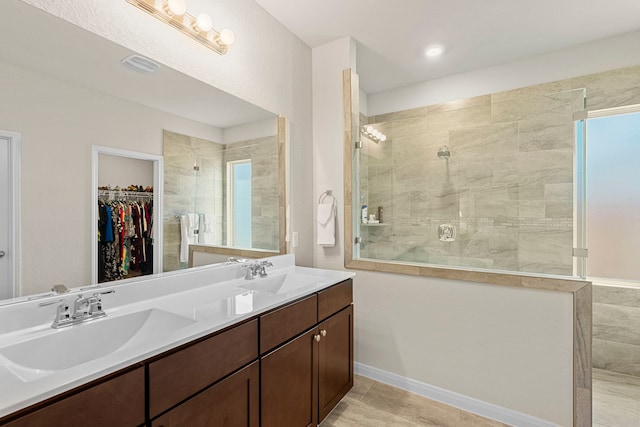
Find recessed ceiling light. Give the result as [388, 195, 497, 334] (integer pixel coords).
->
[425, 45, 445, 57]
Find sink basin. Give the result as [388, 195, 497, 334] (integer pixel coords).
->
[0, 308, 195, 375]
[237, 272, 321, 294]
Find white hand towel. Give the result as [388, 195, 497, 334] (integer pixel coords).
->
[199, 213, 215, 244]
[188, 213, 199, 237]
[179, 214, 191, 263]
[317, 201, 336, 247]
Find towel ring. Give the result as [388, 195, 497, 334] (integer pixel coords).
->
[319, 190, 334, 204]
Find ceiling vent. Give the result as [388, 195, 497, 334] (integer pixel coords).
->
[121, 54, 161, 74]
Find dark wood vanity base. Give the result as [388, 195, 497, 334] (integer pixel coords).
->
[0, 279, 353, 427]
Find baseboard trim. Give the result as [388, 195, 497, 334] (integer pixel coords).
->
[354, 362, 557, 427]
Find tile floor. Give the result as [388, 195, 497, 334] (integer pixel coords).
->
[593, 368, 640, 427]
[320, 375, 508, 427]
[321, 371, 640, 426]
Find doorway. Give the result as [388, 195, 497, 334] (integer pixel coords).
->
[0, 130, 20, 299]
[91, 145, 163, 284]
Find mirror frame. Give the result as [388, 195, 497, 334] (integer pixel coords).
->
[91, 145, 164, 284]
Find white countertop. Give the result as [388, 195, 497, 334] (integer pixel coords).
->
[0, 255, 354, 419]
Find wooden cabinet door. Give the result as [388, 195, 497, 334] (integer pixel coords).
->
[2, 368, 144, 427]
[318, 305, 354, 421]
[152, 361, 259, 427]
[261, 328, 319, 427]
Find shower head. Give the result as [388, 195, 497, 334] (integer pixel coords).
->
[437, 145, 450, 159]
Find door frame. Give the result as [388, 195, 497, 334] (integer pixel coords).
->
[0, 130, 21, 299]
[91, 145, 163, 284]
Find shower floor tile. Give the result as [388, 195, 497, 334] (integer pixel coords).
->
[593, 368, 640, 427]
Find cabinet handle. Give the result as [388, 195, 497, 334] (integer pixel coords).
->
[314, 334, 321, 342]
[320, 329, 327, 337]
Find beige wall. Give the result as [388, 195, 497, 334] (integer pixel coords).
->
[0, 60, 220, 295]
[355, 270, 574, 423]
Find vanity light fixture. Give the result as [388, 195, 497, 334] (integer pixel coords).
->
[126, 0, 235, 55]
[361, 125, 387, 143]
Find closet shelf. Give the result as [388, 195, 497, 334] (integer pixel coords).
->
[98, 189, 153, 201]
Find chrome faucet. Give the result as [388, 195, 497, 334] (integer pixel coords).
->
[38, 299, 71, 328]
[39, 290, 115, 329]
[242, 260, 274, 280]
[258, 261, 274, 278]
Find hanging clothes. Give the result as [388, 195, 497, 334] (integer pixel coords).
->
[97, 190, 154, 283]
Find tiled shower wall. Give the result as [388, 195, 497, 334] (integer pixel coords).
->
[360, 90, 581, 274]
[222, 136, 280, 251]
[358, 64, 640, 276]
[593, 285, 640, 377]
[163, 131, 279, 271]
[163, 130, 224, 272]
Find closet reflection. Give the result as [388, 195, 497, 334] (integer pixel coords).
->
[95, 150, 162, 284]
[98, 189, 154, 282]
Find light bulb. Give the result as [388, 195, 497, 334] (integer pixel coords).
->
[380, 135, 387, 142]
[167, 0, 187, 16]
[196, 13, 213, 32]
[366, 126, 374, 135]
[219, 28, 235, 46]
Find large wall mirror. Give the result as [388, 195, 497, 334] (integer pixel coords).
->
[0, 0, 288, 302]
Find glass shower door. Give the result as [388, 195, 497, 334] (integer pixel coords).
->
[352, 87, 588, 278]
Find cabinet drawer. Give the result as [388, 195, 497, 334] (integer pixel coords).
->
[152, 361, 259, 427]
[149, 319, 258, 418]
[3, 367, 144, 427]
[318, 279, 353, 321]
[260, 294, 317, 353]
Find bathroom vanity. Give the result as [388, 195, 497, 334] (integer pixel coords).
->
[0, 255, 354, 426]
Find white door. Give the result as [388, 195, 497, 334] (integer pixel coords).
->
[0, 131, 19, 299]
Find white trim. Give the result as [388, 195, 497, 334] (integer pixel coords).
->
[354, 362, 558, 427]
[91, 145, 163, 284]
[587, 103, 640, 118]
[0, 130, 21, 299]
